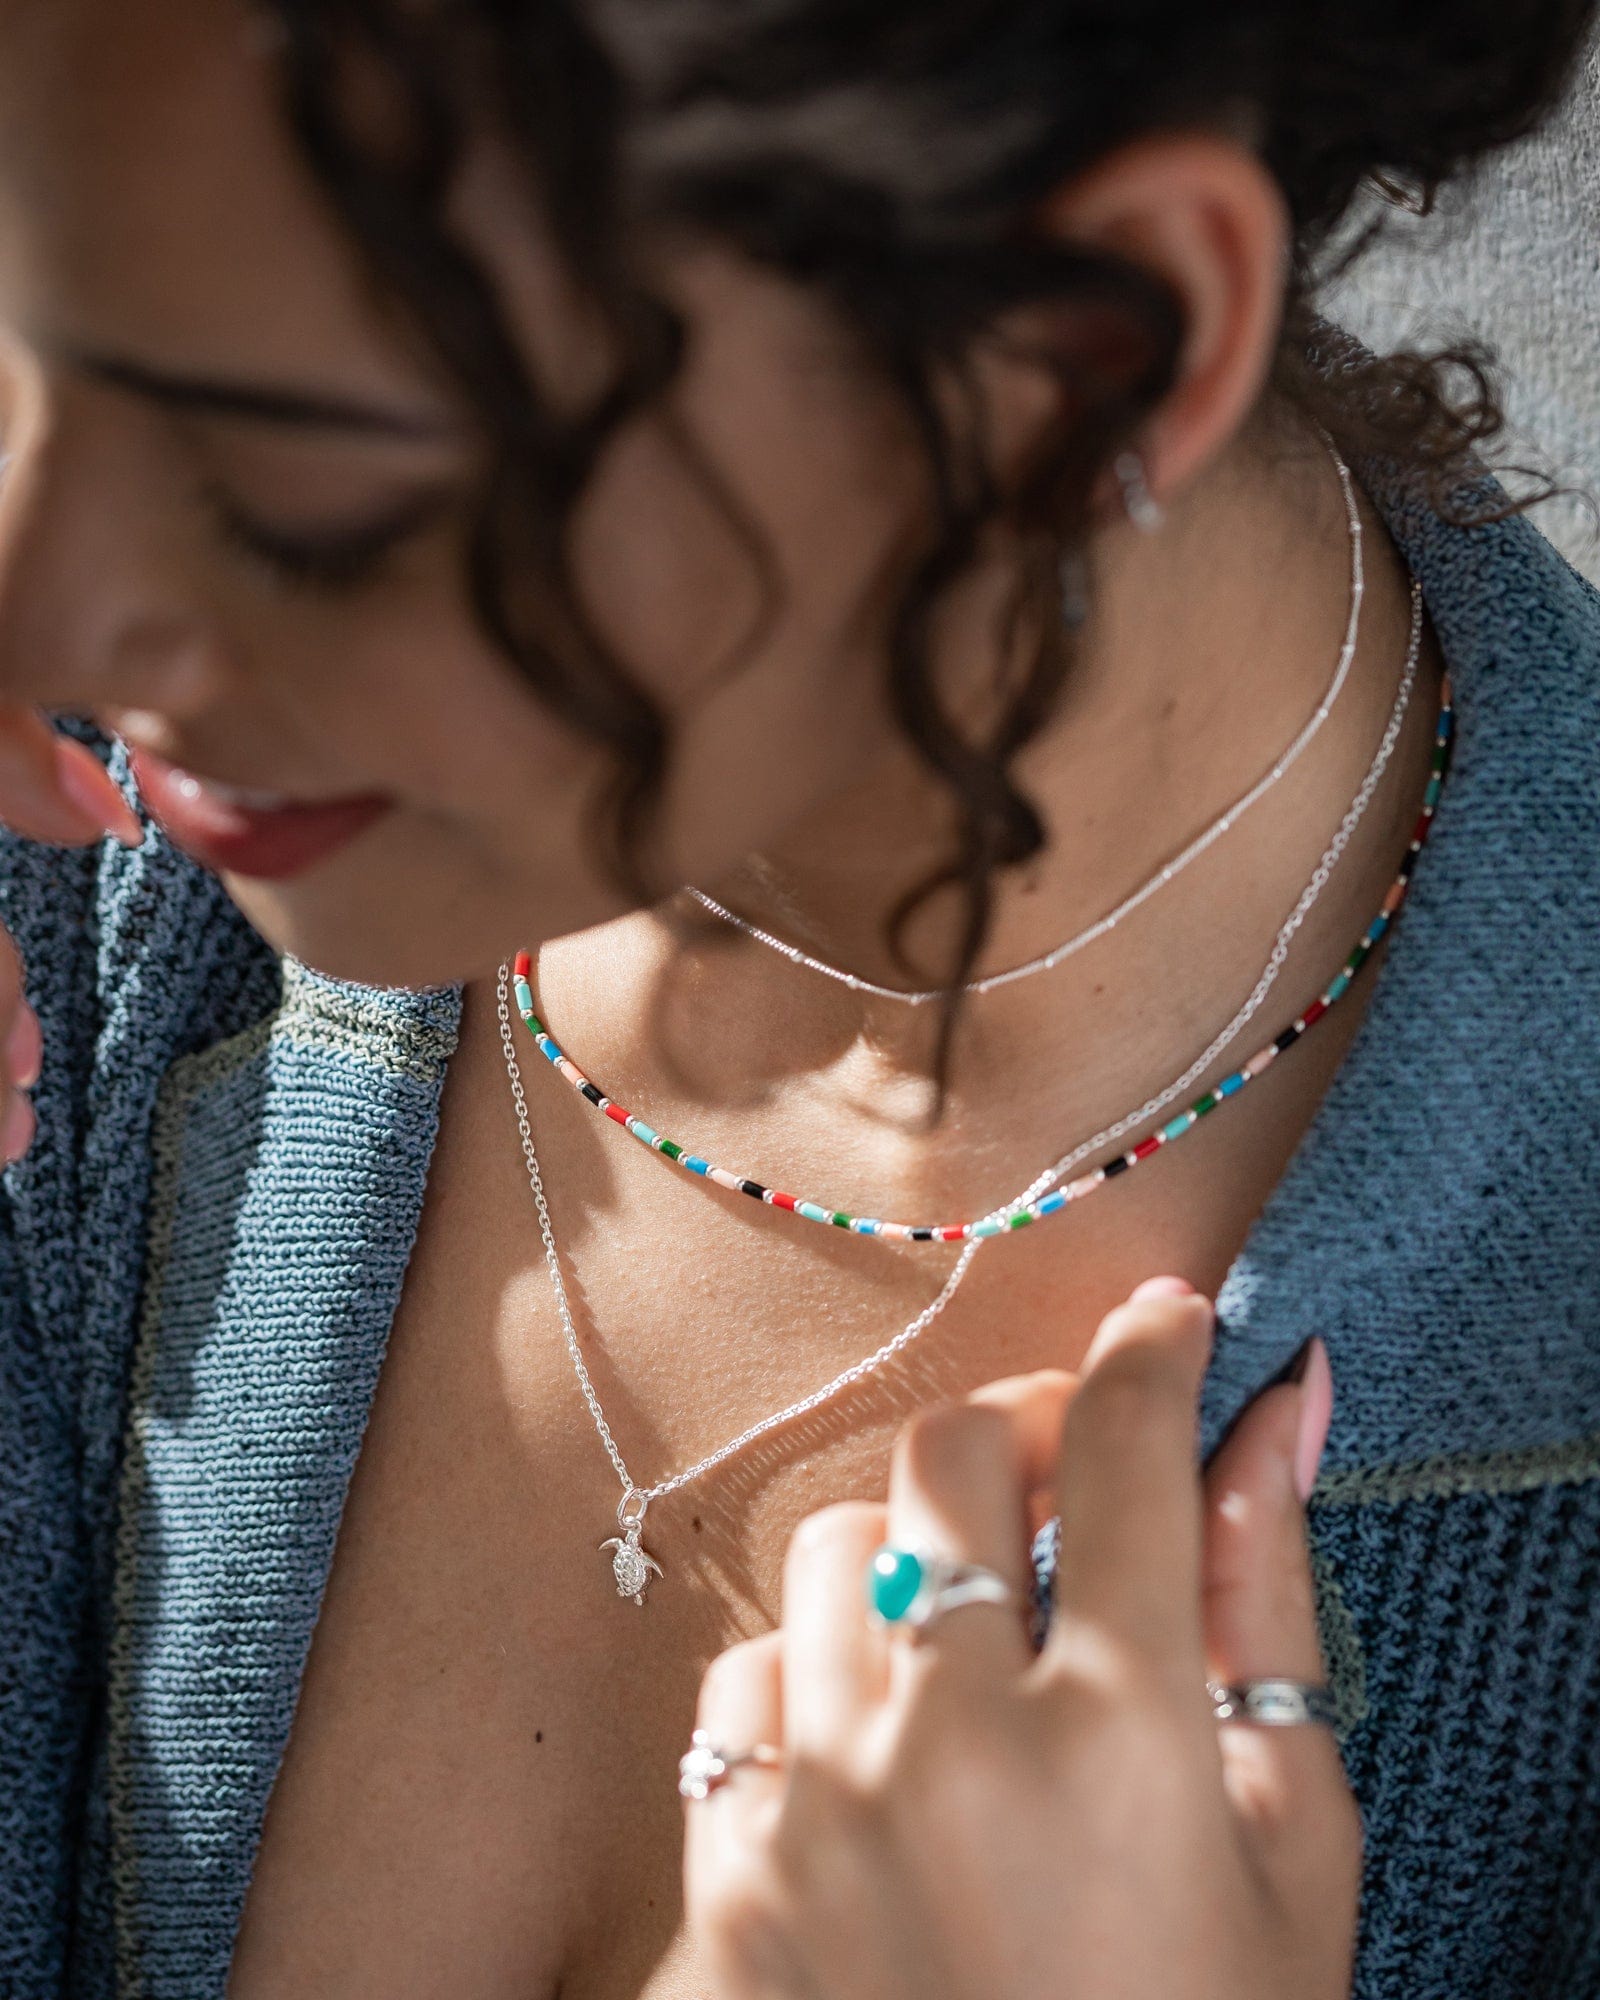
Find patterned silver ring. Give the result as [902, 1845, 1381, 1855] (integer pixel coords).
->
[1208, 1678, 1339, 1729]
[865, 1544, 1020, 1637]
[678, 1729, 785, 1800]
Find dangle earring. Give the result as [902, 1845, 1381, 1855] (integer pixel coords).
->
[1113, 450, 1164, 532]
[1058, 544, 1090, 629]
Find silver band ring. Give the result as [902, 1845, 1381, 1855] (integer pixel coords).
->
[865, 1544, 1020, 1637]
[678, 1729, 785, 1800]
[1208, 1678, 1339, 1729]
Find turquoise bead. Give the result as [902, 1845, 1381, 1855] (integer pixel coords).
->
[866, 1546, 924, 1623]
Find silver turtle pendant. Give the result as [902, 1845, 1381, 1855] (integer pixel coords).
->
[602, 1489, 663, 1605]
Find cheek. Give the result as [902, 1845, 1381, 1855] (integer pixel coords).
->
[556, 398, 919, 882]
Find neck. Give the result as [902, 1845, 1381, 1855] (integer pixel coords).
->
[533, 418, 1430, 1150]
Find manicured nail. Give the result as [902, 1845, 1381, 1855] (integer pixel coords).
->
[5, 1002, 41, 1090]
[1293, 1338, 1333, 1501]
[54, 739, 143, 847]
[0, 1090, 36, 1164]
[1128, 1274, 1195, 1302]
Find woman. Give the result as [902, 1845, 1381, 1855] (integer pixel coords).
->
[0, 2, 1595, 1996]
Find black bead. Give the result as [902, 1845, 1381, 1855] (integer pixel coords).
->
[579, 1082, 604, 1106]
[1103, 1154, 1131, 1179]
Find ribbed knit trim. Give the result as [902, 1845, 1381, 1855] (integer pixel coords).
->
[106, 966, 461, 1996]
[1316, 1428, 1600, 1508]
[108, 1033, 227, 1998]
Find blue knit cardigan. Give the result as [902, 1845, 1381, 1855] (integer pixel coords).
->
[1, 464, 1598, 1999]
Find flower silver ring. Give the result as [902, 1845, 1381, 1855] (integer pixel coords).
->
[678, 1729, 786, 1801]
[1207, 1678, 1339, 1729]
[864, 1543, 1020, 1637]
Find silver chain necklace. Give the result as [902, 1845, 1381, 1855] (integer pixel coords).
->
[683, 430, 1365, 1006]
[497, 575, 1422, 1606]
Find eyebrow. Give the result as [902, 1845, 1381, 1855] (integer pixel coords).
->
[59, 342, 456, 441]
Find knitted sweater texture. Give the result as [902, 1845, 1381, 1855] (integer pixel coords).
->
[0, 462, 1597, 1997]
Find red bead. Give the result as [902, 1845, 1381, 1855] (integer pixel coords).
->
[514, 949, 532, 978]
[1132, 1136, 1163, 1162]
[939, 1225, 966, 1242]
[770, 1190, 799, 1211]
[604, 1102, 630, 1126]
[1300, 997, 1329, 1028]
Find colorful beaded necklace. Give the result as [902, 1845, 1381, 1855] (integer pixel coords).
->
[512, 615, 1451, 1245]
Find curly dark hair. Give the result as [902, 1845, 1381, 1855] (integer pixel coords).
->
[262, 0, 1596, 1070]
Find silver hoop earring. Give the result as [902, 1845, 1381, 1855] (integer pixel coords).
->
[1113, 451, 1164, 533]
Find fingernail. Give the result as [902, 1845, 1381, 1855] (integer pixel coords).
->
[1128, 1274, 1195, 1302]
[1293, 1338, 1333, 1501]
[55, 739, 144, 847]
[1, 1091, 36, 1164]
[5, 1002, 41, 1089]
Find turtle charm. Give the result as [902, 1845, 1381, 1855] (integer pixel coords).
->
[601, 1489, 663, 1605]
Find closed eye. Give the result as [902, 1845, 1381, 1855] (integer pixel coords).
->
[198, 477, 452, 594]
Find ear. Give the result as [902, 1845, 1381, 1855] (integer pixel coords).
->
[973, 132, 1290, 519]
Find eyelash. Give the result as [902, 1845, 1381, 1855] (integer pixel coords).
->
[199, 481, 444, 596]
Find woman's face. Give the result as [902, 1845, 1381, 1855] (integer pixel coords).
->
[0, 0, 959, 988]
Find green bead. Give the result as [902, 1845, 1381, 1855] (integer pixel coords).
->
[1193, 1091, 1219, 1118]
[866, 1546, 924, 1623]
[1008, 1210, 1033, 1230]
[831, 1211, 852, 1228]
[659, 1140, 682, 1161]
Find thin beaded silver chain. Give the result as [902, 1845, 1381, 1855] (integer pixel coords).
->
[684, 427, 1365, 1006]
[496, 571, 1422, 1589]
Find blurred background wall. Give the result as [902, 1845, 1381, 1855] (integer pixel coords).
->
[1329, 27, 1600, 584]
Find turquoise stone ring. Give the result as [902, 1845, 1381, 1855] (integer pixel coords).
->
[864, 1543, 1019, 1634]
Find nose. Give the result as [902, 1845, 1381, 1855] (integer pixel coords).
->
[0, 367, 229, 726]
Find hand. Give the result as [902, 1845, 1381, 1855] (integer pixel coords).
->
[684, 1280, 1358, 2000]
[0, 700, 142, 1163]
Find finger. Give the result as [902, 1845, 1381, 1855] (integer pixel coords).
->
[685, 1631, 786, 1883]
[782, 1501, 889, 1752]
[0, 705, 142, 847]
[1202, 1340, 1354, 1867]
[1044, 1284, 1215, 1678]
[968, 1369, 1079, 1543]
[967, 1369, 1078, 1493]
[882, 1394, 1039, 1686]
[0, 927, 38, 1166]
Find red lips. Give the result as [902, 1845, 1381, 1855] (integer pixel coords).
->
[126, 746, 394, 881]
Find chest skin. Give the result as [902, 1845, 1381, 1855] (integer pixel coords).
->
[217, 582, 1449, 2000]
[217, 890, 1393, 2000]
